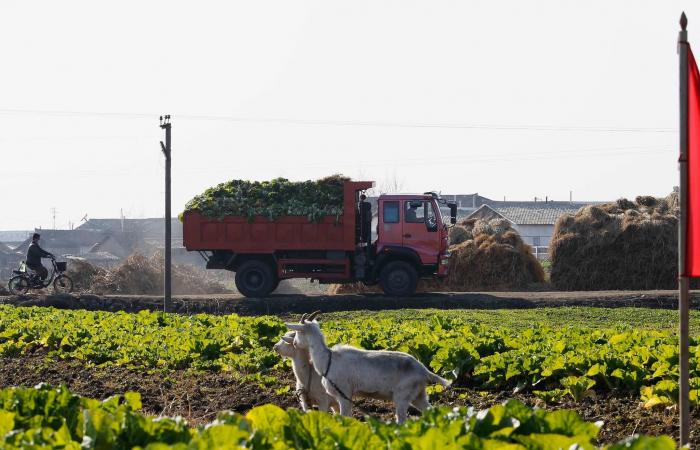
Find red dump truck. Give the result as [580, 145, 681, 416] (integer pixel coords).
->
[183, 181, 457, 297]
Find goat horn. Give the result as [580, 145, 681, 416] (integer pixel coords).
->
[300, 313, 308, 323]
[307, 310, 321, 321]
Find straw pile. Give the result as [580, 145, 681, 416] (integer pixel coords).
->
[67, 253, 232, 295]
[329, 218, 544, 293]
[445, 218, 544, 290]
[328, 282, 382, 295]
[448, 225, 471, 246]
[549, 193, 679, 290]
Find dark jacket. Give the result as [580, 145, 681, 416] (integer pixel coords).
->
[26, 242, 52, 267]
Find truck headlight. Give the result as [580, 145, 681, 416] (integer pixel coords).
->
[440, 253, 451, 265]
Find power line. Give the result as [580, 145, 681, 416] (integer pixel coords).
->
[0, 109, 153, 119]
[0, 145, 671, 179]
[175, 113, 677, 133]
[174, 145, 671, 174]
[0, 108, 676, 133]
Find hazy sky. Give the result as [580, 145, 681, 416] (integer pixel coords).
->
[0, 0, 697, 230]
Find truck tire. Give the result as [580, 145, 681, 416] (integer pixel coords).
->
[235, 260, 277, 298]
[379, 261, 418, 297]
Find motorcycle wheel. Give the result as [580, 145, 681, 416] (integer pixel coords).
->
[8, 276, 30, 295]
[53, 275, 74, 294]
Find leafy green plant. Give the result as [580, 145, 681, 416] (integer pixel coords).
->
[0, 385, 677, 449]
[0, 305, 699, 407]
[0, 306, 285, 380]
[533, 389, 567, 404]
[182, 175, 349, 222]
[560, 376, 596, 402]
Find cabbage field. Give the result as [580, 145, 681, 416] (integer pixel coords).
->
[0, 304, 698, 447]
[0, 384, 676, 449]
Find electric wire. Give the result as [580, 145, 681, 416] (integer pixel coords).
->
[0, 108, 676, 133]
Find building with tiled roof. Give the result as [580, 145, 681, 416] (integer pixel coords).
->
[466, 200, 602, 258]
[10, 218, 198, 268]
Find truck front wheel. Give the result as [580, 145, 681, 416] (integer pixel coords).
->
[379, 261, 418, 297]
[235, 260, 277, 298]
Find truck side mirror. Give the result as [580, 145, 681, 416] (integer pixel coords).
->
[448, 203, 457, 225]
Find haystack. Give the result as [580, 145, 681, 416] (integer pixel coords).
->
[329, 218, 544, 293]
[446, 218, 544, 290]
[67, 253, 232, 295]
[448, 225, 471, 246]
[549, 193, 679, 290]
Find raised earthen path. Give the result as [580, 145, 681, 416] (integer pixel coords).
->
[1, 290, 698, 316]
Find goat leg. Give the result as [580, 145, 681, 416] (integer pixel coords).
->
[410, 391, 430, 412]
[297, 388, 310, 412]
[393, 393, 413, 424]
[337, 398, 352, 417]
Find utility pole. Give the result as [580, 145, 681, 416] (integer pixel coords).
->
[51, 207, 57, 229]
[160, 115, 172, 313]
[677, 12, 690, 446]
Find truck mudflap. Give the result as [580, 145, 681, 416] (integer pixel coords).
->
[205, 251, 236, 270]
[438, 252, 451, 277]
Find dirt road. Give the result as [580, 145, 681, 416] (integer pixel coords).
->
[1, 290, 698, 316]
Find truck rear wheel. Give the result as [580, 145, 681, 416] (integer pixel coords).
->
[235, 260, 277, 298]
[379, 261, 418, 297]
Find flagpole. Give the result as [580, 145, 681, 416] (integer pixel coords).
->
[677, 11, 690, 447]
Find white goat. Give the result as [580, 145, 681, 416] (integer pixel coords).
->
[273, 330, 338, 413]
[287, 314, 451, 423]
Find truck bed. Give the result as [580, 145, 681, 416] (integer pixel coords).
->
[182, 181, 373, 253]
[183, 213, 355, 252]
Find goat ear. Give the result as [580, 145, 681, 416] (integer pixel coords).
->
[286, 323, 304, 331]
[281, 335, 294, 344]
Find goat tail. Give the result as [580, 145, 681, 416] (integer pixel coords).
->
[428, 372, 452, 388]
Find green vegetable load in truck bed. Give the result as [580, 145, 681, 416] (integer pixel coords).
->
[182, 175, 349, 222]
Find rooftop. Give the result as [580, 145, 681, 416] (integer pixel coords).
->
[468, 201, 601, 225]
[15, 229, 107, 253]
[0, 242, 19, 256]
[77, 218, 182, 237]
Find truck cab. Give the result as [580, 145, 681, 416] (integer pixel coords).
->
[368, 193, 454, 296]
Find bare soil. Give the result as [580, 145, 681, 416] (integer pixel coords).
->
[1, 353, 697, 445]
[1, 290, 699, 316]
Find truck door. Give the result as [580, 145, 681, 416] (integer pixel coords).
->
[379, 199, 402, 246]
[402, 199, 440, 264]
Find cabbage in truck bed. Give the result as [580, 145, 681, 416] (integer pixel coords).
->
[183, 175, 349, 222]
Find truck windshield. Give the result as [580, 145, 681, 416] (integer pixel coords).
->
[405, 200, 439, 230]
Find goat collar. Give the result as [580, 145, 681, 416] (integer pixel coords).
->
[322, 348, 333, 378]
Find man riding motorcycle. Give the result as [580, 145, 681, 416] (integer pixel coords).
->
[26, 233, 54, 284]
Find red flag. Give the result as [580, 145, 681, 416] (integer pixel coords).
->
[686, 46, 700, 276]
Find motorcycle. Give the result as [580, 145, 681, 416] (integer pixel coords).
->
[8, 257, 74, 295]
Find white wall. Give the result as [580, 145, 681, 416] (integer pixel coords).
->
[511, 224, 554, 247]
